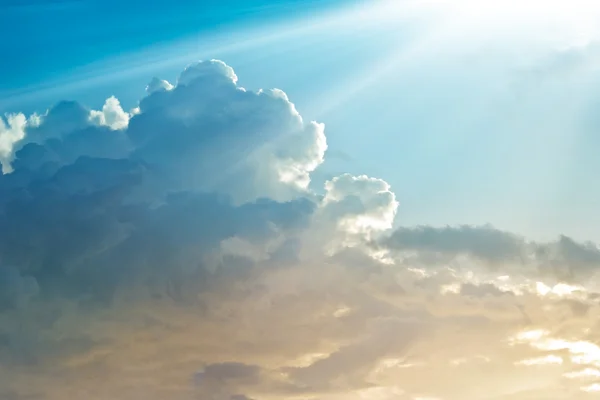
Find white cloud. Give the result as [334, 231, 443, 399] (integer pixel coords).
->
[323, 174, 398, 235]
[564, 368, 600, 380]
[0, 113, 27, 173]
[89, 95, 130, 130]
[581, 383, 600, 392]
[178, 59, 238, 86]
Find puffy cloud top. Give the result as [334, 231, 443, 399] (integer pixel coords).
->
[146, 77, 174, 94]
[178, 59, 239, 86]
[89, 96, 130, 130]
[323, 174, 398, 234]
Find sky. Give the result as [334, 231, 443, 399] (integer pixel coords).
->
[3, 0, 600, 399]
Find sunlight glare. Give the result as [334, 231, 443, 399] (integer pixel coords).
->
[381, 0, 600, 47]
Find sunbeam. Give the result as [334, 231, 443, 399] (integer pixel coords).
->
[0, 1, 369, 112]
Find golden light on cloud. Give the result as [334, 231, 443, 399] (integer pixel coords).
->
[582, 383, 600, 392]
[516, 355, 564, 366]
[564, 368, 600, 380]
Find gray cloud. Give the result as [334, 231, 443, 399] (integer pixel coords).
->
[383, 224, 526, 264]
[382, 224, 600, 280]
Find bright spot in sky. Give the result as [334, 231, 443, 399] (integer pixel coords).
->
[406, 0, 600, 20]
[379, 0, 600, 47]
[510, 329, 548, 344]
[535, 282, 585, 298]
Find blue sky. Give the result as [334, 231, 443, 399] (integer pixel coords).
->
[0, 0, 344, 89]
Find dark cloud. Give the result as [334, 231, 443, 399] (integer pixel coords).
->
[382, 224, 600, 280]
[194, 362, 261, 385]
[535, 235, 600, 279]
[383, 224, 526, 264]
[459, 282, 512, 298]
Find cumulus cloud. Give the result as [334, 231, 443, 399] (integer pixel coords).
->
[2, 59, 600, 400]
[89, 96, 130, 130]
[323, 174, 398, 234]
[0, 113, 28, 173]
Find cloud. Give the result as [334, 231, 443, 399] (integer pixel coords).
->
[381, 224, 600, 281]
[2, 59, 600, 400]
[194, 362, 263, 398]
[0, 98, 132, 175]
[128, 60, 326, 203]
[0, 113, 28, 173]
[322, 174, 398, 235]
[383, 225, 525, 264]
[146, 77, 174, 94]
[89, 96, 130, 130]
